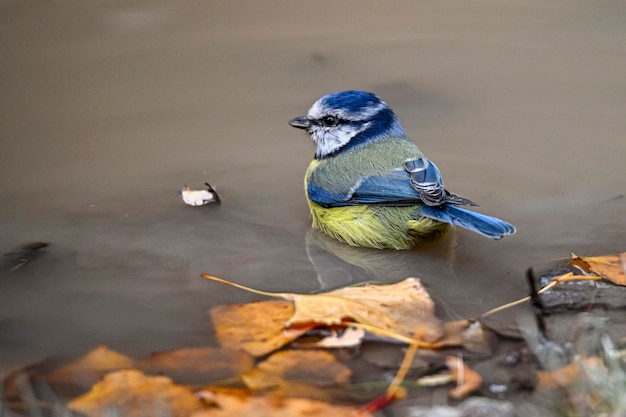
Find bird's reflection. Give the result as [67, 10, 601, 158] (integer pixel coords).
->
[305, 229, 468, 320]
[305, 227, 456, 282]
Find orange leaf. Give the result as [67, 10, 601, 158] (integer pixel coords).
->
[194, 389, 373, 417]
[242, 350, 351, 390]
[210, 301, 314, 357]
[137, 347, 254, 385]
[445, 356, 483, 399]
[68, 369, 204, 417]
[571, 252, 626, 285]
[287, 278, 443, 342]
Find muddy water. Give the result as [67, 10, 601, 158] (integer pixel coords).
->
[1, 0, 625, 377]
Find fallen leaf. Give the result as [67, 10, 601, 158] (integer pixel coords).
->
[68, 369, 205, 417]
[445, 356, 483, 399]
[137, 347, 254, 385]
[210, 301, 314, 356]
[571, 252, 626, 286]
[193, 389, 372, 417]
[181, 183, 220, 206]
[242, 350, 351, 390]
[286, 278, 443, 342]
[46, 345, 135, 391]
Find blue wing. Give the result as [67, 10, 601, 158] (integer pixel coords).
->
[308, 157, 476, 208]
[307, 156, 514, 239]
[308, 169, 418, 207]
[307, 157, 515, 239]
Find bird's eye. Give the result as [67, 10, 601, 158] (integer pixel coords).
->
[320, 116, 337, 127]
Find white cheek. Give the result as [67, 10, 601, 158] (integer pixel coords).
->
[311, 123, 370, 157]
[313, 127, 347, 147]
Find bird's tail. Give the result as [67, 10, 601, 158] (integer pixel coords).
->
[419, 205, 516, 239]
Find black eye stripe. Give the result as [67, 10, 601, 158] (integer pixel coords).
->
[316, 116, 348, 127]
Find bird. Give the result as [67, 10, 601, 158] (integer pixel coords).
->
[288, 90, 516, 250]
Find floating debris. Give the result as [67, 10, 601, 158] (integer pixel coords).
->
[181, 182, 220, 206]
[1, 242, 49, 274]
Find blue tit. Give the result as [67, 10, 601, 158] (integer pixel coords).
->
[288, 90, 516, 250]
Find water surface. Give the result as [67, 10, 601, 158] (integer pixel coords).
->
[1, 0, 625, 378]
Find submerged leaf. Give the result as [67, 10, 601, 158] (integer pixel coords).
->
[137, 347, 254, 385]
[242, 350, 351, 390]
[46, 345, 135, 390]
[571, 252, 626, 286]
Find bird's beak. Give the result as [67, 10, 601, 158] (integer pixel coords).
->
[288, 116, 311, 130]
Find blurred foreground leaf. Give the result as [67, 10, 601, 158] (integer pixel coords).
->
[445, 356, 483, 399]
[194, 388, 373, 417]
[69, 368, 369, 417]
[536, 357, 603, 392]
[68, 369, 205, 417]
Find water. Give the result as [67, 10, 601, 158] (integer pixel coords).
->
[1, 0, 625, 381]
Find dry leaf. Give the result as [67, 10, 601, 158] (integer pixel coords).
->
[287, 278, 443, 342]
[46, 345, 135, 390]
[181, 183, 220, 206]
[193, 389, 372, 417]
[571, 252, 626, 286]
[204, 275, 442, 347]
[210, 301, 314, 356]
[242, 350, 351, 390]
[137, 347, 254, 385]
[68, 369, 204, 417]
[445, 356, 483, 399]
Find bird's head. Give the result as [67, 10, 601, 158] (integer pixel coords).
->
[289, 90, 406, 159]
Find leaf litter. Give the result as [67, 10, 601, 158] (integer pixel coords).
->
[3, 249, 626, 417]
